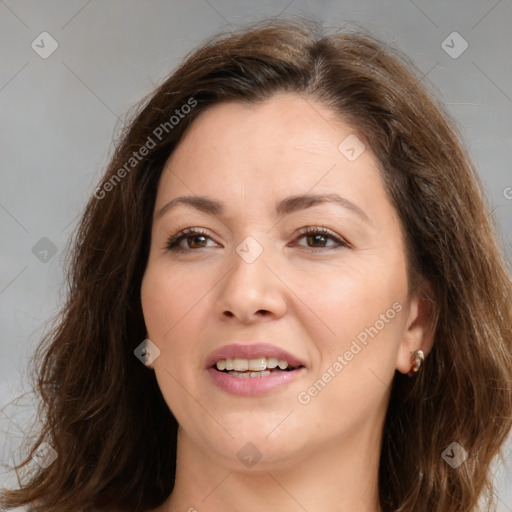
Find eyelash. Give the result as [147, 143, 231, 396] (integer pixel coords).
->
[165, 226, 349, 252]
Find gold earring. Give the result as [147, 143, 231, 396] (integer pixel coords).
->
[407, 349, 424, 377]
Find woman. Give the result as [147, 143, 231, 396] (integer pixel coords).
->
[1, 18, 511, 512]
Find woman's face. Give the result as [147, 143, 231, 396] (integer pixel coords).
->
[141, 93, 430, 469]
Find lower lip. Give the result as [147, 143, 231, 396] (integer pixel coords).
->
[207, 367, 306, 396]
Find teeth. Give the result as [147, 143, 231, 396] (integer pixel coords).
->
[233, 358, 249, 371]
[249, 358, 266, 371]
[227, 370, 272, 378]
[215, 356, 293, 372]
[266, 357, 278, 369]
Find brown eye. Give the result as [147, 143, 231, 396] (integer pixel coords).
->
[305, 233, 330, 248]
[185, 234, 208, 249]
[166, 229, 217, 251]
[295, 227, 347, 250]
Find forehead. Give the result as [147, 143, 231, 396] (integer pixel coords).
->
[171, 93, 347, 170]
[156, 93, 388, 222]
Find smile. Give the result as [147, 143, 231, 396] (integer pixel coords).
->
[207, 343, 306, 395]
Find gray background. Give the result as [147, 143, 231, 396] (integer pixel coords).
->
[1, 0, 511, 509]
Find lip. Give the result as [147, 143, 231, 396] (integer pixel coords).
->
[206, 343, 307, 397]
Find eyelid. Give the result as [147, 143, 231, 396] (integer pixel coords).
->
[165, 225, 350, 252]
[165, 227, 220, 251]
[292, 226, 350, 249]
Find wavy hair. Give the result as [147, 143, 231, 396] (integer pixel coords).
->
[1, 18, 511, 512]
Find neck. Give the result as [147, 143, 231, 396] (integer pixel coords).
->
[159, 421, 384, 512]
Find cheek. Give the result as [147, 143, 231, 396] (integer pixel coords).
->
[304, 257, 407, 336]
[297, 289, 406, 436]
[306, 255, 409, 391]
[141, 264, 206, 341]
[141, 265, 209, 416]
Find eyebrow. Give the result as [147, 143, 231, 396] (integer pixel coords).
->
[155, 193, 370, 223]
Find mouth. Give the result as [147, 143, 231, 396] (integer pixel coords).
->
[206, 343, 306, 396]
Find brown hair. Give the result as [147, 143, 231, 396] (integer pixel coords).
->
[1, 18, 511, 512]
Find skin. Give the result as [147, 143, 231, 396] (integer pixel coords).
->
[141, 92, 434, 512]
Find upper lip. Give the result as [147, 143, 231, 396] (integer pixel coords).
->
[206, 343, 305, 369]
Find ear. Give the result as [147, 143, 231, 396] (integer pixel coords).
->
[143, 335, 156, 370]
[396, 279, 436, 374]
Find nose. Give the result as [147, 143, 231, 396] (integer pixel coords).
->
[215, 240, 288, 324]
